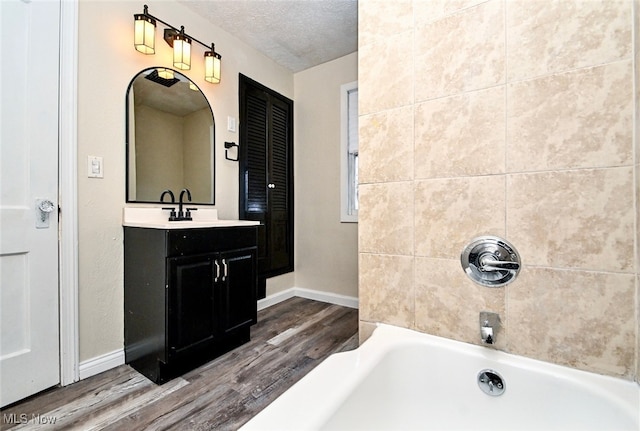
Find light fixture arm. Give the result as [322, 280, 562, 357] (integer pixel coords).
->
[140, 5, 221, 59]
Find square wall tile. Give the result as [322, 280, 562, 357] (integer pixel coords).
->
[415, 257, 505, 347]
[636, 165, 640, 275]
[414, 0, 505, 101]
[636, 275, 639, 382]
[636, 0, 640, 57]
[506, 0, 632, 81]
[507, 62, 633, 173]
[415, 86, 505, 179]
[359, 182, 414, 255]
[637, 163, 640, 272]
[359, 31, 414, 115]
[636, 1, 640, 71]
[359, 0, 413, 48]
[358, 319, 377, 345]
[413, 0, 490, 29]
[507, 168, 634, 272]
[360, 106, 414, 183]
[414, 176, 505, 259]
[359, 253, 415, 328]
[508, 268, 636, 377]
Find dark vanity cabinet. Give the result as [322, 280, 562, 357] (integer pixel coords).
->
[124, 226, 258, 383]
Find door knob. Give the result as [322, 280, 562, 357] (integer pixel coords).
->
[36, 199, 55, 228]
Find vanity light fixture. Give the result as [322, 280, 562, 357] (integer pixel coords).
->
[156, 68, 174, 80]
[133, 5, 222, 83]
[204, 44, 221, 84]
[134, 6, 156, 54]
[164, 27, 191, 70]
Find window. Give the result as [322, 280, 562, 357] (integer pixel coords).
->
[340, 81, 358, 222]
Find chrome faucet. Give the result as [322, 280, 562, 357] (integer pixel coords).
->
[480, 311, 500, 345]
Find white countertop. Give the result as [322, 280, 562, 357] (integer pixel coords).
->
[123, 207, 260, 229]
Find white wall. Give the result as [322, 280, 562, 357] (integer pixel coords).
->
[293, 53, 359, 299]
[134, 104, 184, 200]
[77, 0, 294, 362]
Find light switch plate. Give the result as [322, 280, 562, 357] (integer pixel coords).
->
[88, 156, 103, 178]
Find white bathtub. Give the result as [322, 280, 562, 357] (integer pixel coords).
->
[240, 324, 639, 431]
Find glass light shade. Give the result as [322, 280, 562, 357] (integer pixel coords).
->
[134, 14, 156, 54]
[173, 34, 191, 70]
[157, 68, 174, 80]
[204, 51, 221, 84]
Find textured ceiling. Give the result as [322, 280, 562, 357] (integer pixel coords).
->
[179, 0, 358, 73]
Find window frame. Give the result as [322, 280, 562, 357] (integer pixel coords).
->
[340, 81, 358, 223]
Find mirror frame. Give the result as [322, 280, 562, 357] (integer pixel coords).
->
[125, 67, 216, 205]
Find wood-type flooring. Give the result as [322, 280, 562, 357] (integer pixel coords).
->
[0, 297, 359, 430]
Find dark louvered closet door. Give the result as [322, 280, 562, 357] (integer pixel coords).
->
[242, 87, 269, 268]
[239, 74, 293, 290]
[267, 98, 291, 272]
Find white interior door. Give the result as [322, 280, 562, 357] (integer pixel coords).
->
[1, 0, 61, 407]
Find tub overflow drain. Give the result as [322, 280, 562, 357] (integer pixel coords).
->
[477, 369, 505, 396]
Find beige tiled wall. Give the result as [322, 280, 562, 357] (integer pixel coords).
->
[358, 0, 639, 381]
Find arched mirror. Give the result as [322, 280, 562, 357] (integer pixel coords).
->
[126, 67, 215, 204]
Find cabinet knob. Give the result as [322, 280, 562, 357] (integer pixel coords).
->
[268, 183, 276, 189]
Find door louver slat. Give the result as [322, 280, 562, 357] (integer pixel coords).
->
[270, 104, 288, 212]
[245, 94, 268, 213]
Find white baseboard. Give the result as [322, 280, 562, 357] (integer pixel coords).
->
[257, 288, 297, 310]
[79, 288, 357, 380]
[258, 287, 359, 311]
[79, 349, 124, 380]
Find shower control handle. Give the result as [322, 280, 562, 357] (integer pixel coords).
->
[461, 236, 521, 287]
[479, 256, 520, 272]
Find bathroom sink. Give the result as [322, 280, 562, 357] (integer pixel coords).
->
[123, 207, 260, 229]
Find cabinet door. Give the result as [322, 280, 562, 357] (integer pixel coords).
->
[218, 247, 257, 334]
[167, 254, 217, 354]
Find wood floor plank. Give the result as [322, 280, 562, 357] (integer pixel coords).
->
[0, 298, 358, 431]
[72, 377, 190, 431]
[265, 304, 339, 346]
[0, 366, 137, 430]
[131, 385, 240, 431]
[9, 374, 157, 430]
